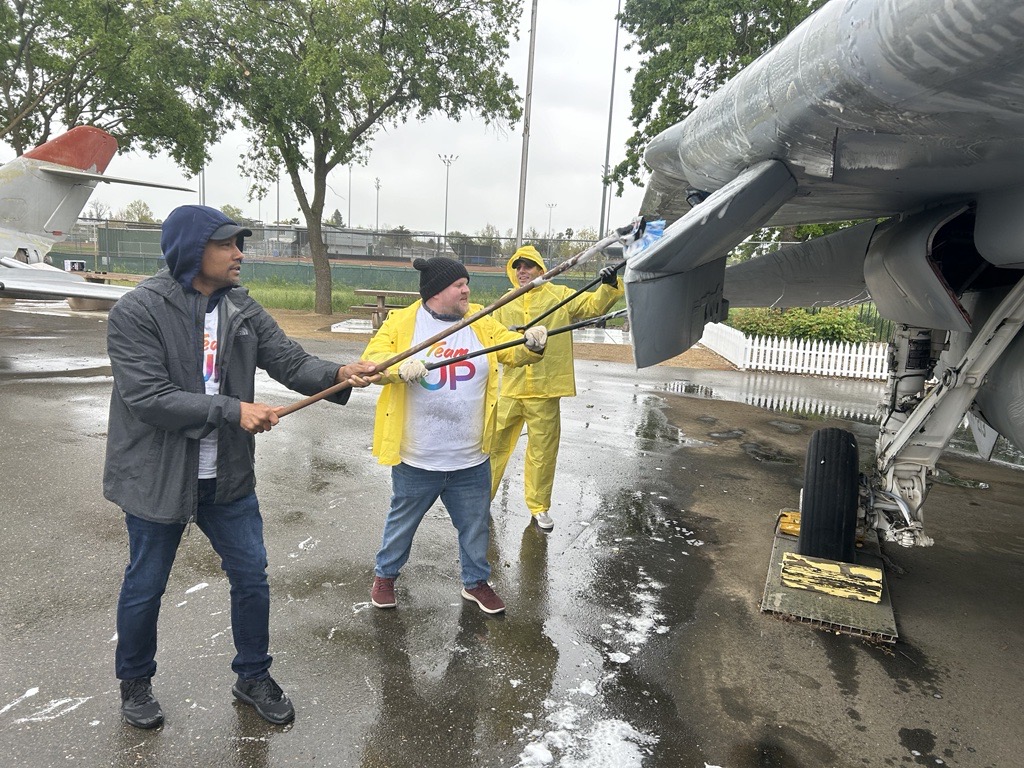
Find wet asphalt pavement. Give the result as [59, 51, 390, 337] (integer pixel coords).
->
[1, 302, 1021, 768]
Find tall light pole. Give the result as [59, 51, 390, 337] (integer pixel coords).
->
[347, 165, 352, 228]
[374, 177, 381, 232]
[515, 0, 539, 248]
[546, 202, 557, 238]
[439, 154, 458, 252]
[599, 0, 623, 236]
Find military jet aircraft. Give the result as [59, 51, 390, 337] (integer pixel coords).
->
[626, 0, 1024, 562]
[0, 126, 188, 308]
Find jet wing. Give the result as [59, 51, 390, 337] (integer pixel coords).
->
[628, 0, 1024, 368]
[625, 160, 796, 368]
[0, 262, 132, 303]
[39, 165, 193, 192]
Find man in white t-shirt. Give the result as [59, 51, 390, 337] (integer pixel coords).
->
[362, 257, 547, 614]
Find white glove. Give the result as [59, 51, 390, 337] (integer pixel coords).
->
[523, 326, 547, 352]
[398, 359, 428, 383]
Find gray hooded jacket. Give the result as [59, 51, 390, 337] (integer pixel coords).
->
[103, 205, 349, 524]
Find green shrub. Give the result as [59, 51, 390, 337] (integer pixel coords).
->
[727, 307, 873, 343]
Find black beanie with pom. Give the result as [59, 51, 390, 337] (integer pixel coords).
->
[414, 257, 470, 300]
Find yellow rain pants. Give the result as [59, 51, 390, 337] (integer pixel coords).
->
[489, 396, 562, 516]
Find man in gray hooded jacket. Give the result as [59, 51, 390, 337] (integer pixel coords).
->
[105, 204, 377, 728]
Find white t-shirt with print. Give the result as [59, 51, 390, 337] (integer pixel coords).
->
[400, 309, 488, 471]
[198, 309, 220, 479]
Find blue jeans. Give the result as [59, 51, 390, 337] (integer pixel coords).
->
[115, 481, 272, 681]
[375, 460, 492, 587]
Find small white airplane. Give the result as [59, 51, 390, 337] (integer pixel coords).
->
[0, 125, 189, 308]
[627, 0, 1024, 565]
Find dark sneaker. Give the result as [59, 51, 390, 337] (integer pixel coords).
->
[371, 576, 397, 608]
[461, 581, 506, 614]
[232, 675, 295, 725]
[120, 678, 164, 729]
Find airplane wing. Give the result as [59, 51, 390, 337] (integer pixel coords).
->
[0, 259, 132, 303]
[626, 160, 797, 367]
[38, 165, 192, 191]
[628, 0, 1024, 364]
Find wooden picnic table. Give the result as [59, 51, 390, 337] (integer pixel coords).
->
[350, 288, 421, 329]
[80, 271, 147, 284]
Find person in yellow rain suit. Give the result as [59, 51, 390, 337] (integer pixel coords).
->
[490, 244, 623, 530]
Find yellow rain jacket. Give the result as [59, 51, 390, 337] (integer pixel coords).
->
[492, 247, 623, 399]
[362, 300, 542, 466]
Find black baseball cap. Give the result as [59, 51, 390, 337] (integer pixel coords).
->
[210, 222, 253, 241]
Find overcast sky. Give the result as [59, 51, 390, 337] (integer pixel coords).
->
[13, 0, 650, 238]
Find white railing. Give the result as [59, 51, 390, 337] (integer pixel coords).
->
[699, 323, 889, 380]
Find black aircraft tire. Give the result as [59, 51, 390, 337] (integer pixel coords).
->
[798, 427, 859, 563]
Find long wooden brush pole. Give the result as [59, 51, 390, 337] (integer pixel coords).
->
[277, 230, 628, 417]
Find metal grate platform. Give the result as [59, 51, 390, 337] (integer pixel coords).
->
[761, 518, 898, 644]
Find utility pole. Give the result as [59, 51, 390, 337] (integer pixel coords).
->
[439, 154, 458, 252]
[348, 165, 352, 227]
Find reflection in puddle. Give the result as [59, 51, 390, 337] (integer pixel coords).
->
[661, 379, 881, 424]
[659, 373, 1024, 469]
[634, 397, 717, 448]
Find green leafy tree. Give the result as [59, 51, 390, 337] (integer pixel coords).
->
[327, 208, 344, 227]
[220, 204, 246, 223]
[384, 225, 413, 247]
[0, 0, 220, 169]
[476, 223, 502, 248]
[183, 0, 522, 314]
[117, 199, 157, 223]
[445, 230, 474, 251]
[612, 0, 826, 192]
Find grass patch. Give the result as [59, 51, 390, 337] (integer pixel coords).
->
[244, 278, 628, 331]
[245, 278, 358, 312]
[246, 278, 507, 314]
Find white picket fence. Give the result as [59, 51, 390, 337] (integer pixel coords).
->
[699, 322, 889, 380]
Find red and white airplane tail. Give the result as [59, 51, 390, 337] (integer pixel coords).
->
[2, 126, 120, 259]
[22, 125, 119, 172]
[0, 126, 190, 305]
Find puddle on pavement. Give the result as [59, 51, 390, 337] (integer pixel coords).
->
[660, 377, 1024, 469]
[740, 442, 798, 464]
